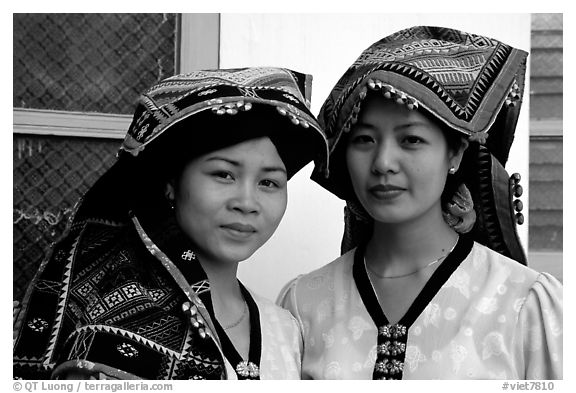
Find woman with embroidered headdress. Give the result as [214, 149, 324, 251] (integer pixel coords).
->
[279, 26, 562, 379]
[13, 68, 328, 380]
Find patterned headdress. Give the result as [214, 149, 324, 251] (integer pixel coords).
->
[312, 26, 528, 263]
[124, 67, 327, 177]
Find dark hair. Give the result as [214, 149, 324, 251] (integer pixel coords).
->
[439, 127, 467, 207]
[417, 107, 469, 207]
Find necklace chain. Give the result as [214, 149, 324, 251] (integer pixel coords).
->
[222, 301, 248, 330]
[365, 236, 459, 279]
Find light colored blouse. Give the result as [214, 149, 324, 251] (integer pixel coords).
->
[280, 240, 562, 380]
[223, 291, 303, 380]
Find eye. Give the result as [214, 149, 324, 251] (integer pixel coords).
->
[259, 179, 280, 189]
[402, 135, 425, 145]
[211, 171, 234, 182]
[349, 134, 375, 145]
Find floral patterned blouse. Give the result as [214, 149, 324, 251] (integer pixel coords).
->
[222, 291, 303, 380]
[279, 237, 562, 379]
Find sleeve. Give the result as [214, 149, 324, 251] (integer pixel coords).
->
[276, 276, 301, 317]
[276, 276, 305, 348]
[280, 307, 304, 378]
[515, 272, 563, 379]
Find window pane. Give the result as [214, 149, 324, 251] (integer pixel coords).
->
[13, 135, 119, 300]
[528, 14, 563, 254]
[13, 13, 177, 114]
[529, 13, 562, 120]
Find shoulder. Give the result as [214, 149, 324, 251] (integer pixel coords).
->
[465, 241, 562, 300]
[250, 290, 299, 327]
[289, 248, 356, 295]
[249, 290, 304, 349]
[468, 241, 540, 282]
[276, 249, 356, 320]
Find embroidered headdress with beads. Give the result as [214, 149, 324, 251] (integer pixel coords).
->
[123, 67, 328, 179]
[312, 26, 528, 264]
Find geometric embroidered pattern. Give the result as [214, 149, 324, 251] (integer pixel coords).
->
[332, 42, 510, 131]
[27, 318, 49, 333]
[136, 316, 181, 343]
[68, 329, 95, 360]
[116, 342, 139, 358]
[122, 283, 143, 299]
[77, 282, 93, 297]
[181, 250, 196, 261]
[105, 304, 152, 325]
[350, 33, 511, 120]
[191, 280, 210, 295]
[87, 303, 106, 320]
[73, 324, 182, 359]
[103, 290, 125, 308]
[34, 280, 64, 294]
[148, 289, 166, 302]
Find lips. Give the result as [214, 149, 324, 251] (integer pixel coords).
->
[368, 184, 405, 200]
[221, 223, 257, 236]
[370, 184, 404, 192]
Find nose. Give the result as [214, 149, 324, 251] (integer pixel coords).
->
[229, 182, 260, 214]
[371, 140, 400, 175]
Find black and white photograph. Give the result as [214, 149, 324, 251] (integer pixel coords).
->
[10, 9, 566, 388]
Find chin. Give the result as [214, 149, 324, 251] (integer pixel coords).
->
[218, 245, 260, 264]
[366, 208, 409, 225]
[213, 232, 273, 264]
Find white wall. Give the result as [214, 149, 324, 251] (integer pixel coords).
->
[219, 14, 532, 300]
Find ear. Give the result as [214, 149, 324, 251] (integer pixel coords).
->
[165, 182, 175, 202]
[449, 137, 469, 172]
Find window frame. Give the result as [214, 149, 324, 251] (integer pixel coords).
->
[527, 118, 562, 279]
[530, 119, 562, 138]
[12, 13, 220, 140]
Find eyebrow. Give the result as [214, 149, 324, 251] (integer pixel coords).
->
[354, 120, 430, 131]
[352, 121, 376, 130]
[206, 156, 287, 175]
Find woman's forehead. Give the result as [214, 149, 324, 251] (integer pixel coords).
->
[199, 137, 286, 168]
[358, 96, 438, 129]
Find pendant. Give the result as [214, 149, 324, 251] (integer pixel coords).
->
[235, 360, 260, 379]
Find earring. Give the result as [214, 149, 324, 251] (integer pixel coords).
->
[166, 196, 175, 210]
[448, 167, 456, 175]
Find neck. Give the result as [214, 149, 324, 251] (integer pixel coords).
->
[196, 255, 245, 316]
[365, 207, 458, 276]
[196, 255, 252, 361]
